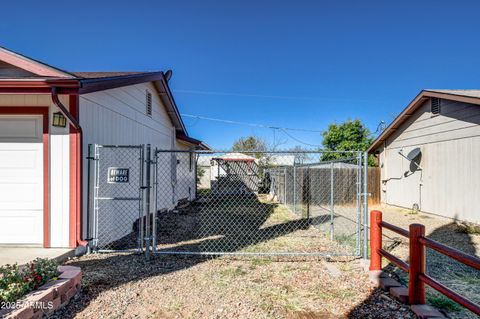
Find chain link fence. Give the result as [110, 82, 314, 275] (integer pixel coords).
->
[88, 145, 369, 257]
[89, 145, 145, 252]
[152, 150, 368, 257]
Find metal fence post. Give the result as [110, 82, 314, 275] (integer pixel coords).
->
[92, 144, 100, 251]
[363, 152, 369, 259]
[409, 223, 426, 305]
[369, 210, 382, 271]
[144, 144, 151, 260]
[356, 152, 362, 255]
[306, 167, 310, 219]
[330, 161, 334, 240]
[284, 167, 287, 204]
[86, 144, 94, 253]
[152, 149, 158, 253]
[293, 163, 297, 214]
[139, 145, 145, 254]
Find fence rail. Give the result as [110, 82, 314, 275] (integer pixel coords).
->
[369, 210, 480, 315]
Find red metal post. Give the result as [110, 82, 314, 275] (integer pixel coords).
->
[409, 223, 426, 305]
[369, 210, 382, 271]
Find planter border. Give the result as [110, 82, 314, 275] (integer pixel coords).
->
[0, 265, 81, 319]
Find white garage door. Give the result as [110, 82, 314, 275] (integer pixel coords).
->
[0, 115, 44, 245]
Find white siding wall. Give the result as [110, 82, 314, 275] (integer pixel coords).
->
[379, 98, 480, 223]
[0, 94, 71, 247]
[176, 141, 196, 201]
[79, 82, 186, 242]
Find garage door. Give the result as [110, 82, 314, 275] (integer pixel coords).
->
[0, 115, 44, 244]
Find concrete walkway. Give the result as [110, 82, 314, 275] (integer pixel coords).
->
[0, 247, 75, 266]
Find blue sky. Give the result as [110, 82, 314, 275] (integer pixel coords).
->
[1, 1, 479, 149]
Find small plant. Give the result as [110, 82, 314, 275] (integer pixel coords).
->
[0, 258, 58, 304]
[427, 295, 462, 312]
[457, 222, 480, 235]
[219, 266, 247, 278]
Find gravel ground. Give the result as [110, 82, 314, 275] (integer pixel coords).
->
[371, 204, 480, 319]
[52, 253, 414, 319]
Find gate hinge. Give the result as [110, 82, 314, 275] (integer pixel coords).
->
[360, 192, 372, 197]
[86, 156, 97, 160]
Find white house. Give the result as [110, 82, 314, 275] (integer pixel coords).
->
[369, 89, 480, 224]
[0, 46, 207, 249]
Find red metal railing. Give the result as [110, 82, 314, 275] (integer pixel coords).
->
[369, 210, 480, 315]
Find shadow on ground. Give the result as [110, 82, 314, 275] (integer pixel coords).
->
[57, 192, 339, 318]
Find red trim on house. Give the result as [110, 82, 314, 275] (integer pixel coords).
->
[69, 95, 79, 248]
[0, 107, 50, 247]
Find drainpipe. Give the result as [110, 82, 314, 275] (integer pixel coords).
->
[51, 88, 88, 247]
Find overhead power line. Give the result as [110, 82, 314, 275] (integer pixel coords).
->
[181, 113, 323, 133]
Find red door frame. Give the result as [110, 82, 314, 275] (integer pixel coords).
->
[0, 107, 50, 247]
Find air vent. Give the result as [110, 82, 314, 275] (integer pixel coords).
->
[146, 90, 152, 117]
[431, 98, 441, 115]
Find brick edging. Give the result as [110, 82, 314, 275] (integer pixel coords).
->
[370, 271, 447, 319]
[0, 265, 81, 319]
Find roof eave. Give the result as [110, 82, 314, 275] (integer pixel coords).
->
[154, 74, 188, 136]
[368, 90, 480, 153]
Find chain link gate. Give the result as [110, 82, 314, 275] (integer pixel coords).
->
[151, 150, 369, 258]
[88, 144, 146, 253]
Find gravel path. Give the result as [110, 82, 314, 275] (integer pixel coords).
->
[52, 253, 414, 319]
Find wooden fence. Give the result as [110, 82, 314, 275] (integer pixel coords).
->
[370, 210, 480, 315]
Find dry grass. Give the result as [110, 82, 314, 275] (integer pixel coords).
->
[373, 204, 480, 319]
[54, 253, 414, 319]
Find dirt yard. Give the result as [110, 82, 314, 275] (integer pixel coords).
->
[371, 204, 480, 319]
[153, 194, 356, 256]
[53, 253, 414, 319]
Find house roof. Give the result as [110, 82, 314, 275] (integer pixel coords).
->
[176, 134, 211, 150]
[71, 72, 152, 79]
[0, 45, 205, 142]
[368, 89, 480, 153]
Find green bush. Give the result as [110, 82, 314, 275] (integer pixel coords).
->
[0, 258, 58, 304]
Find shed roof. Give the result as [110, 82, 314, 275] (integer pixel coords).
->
[368, 89, 480, 153]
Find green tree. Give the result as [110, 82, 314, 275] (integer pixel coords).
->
[321, 119, 376, 166]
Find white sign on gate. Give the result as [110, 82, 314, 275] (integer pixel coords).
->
[107, 167, 130, 183]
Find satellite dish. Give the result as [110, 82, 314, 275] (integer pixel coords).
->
[406, 148, 421, 161]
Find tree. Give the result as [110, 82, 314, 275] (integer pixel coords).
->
[289, 145, 310, 164]
[321, 119, 376, 166]
[232, 136, 267, 157]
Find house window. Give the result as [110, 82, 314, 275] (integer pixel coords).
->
[146, 90, 152, 117]
[431, 98, 441, 115]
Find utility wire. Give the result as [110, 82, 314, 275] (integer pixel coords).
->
[180, 113, 323, 133]
[278, 128, 323, 147]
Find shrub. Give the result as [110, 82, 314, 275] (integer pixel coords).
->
[0, 258, 58, 304]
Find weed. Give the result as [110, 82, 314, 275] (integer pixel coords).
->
[427, 295, 462, 312]
[167, 301, 184, 311]
[219, 266, 247, 278]
[250, 259, 272, 267]
[457, 222, 480, 235]
[333, 233, 356, 249]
